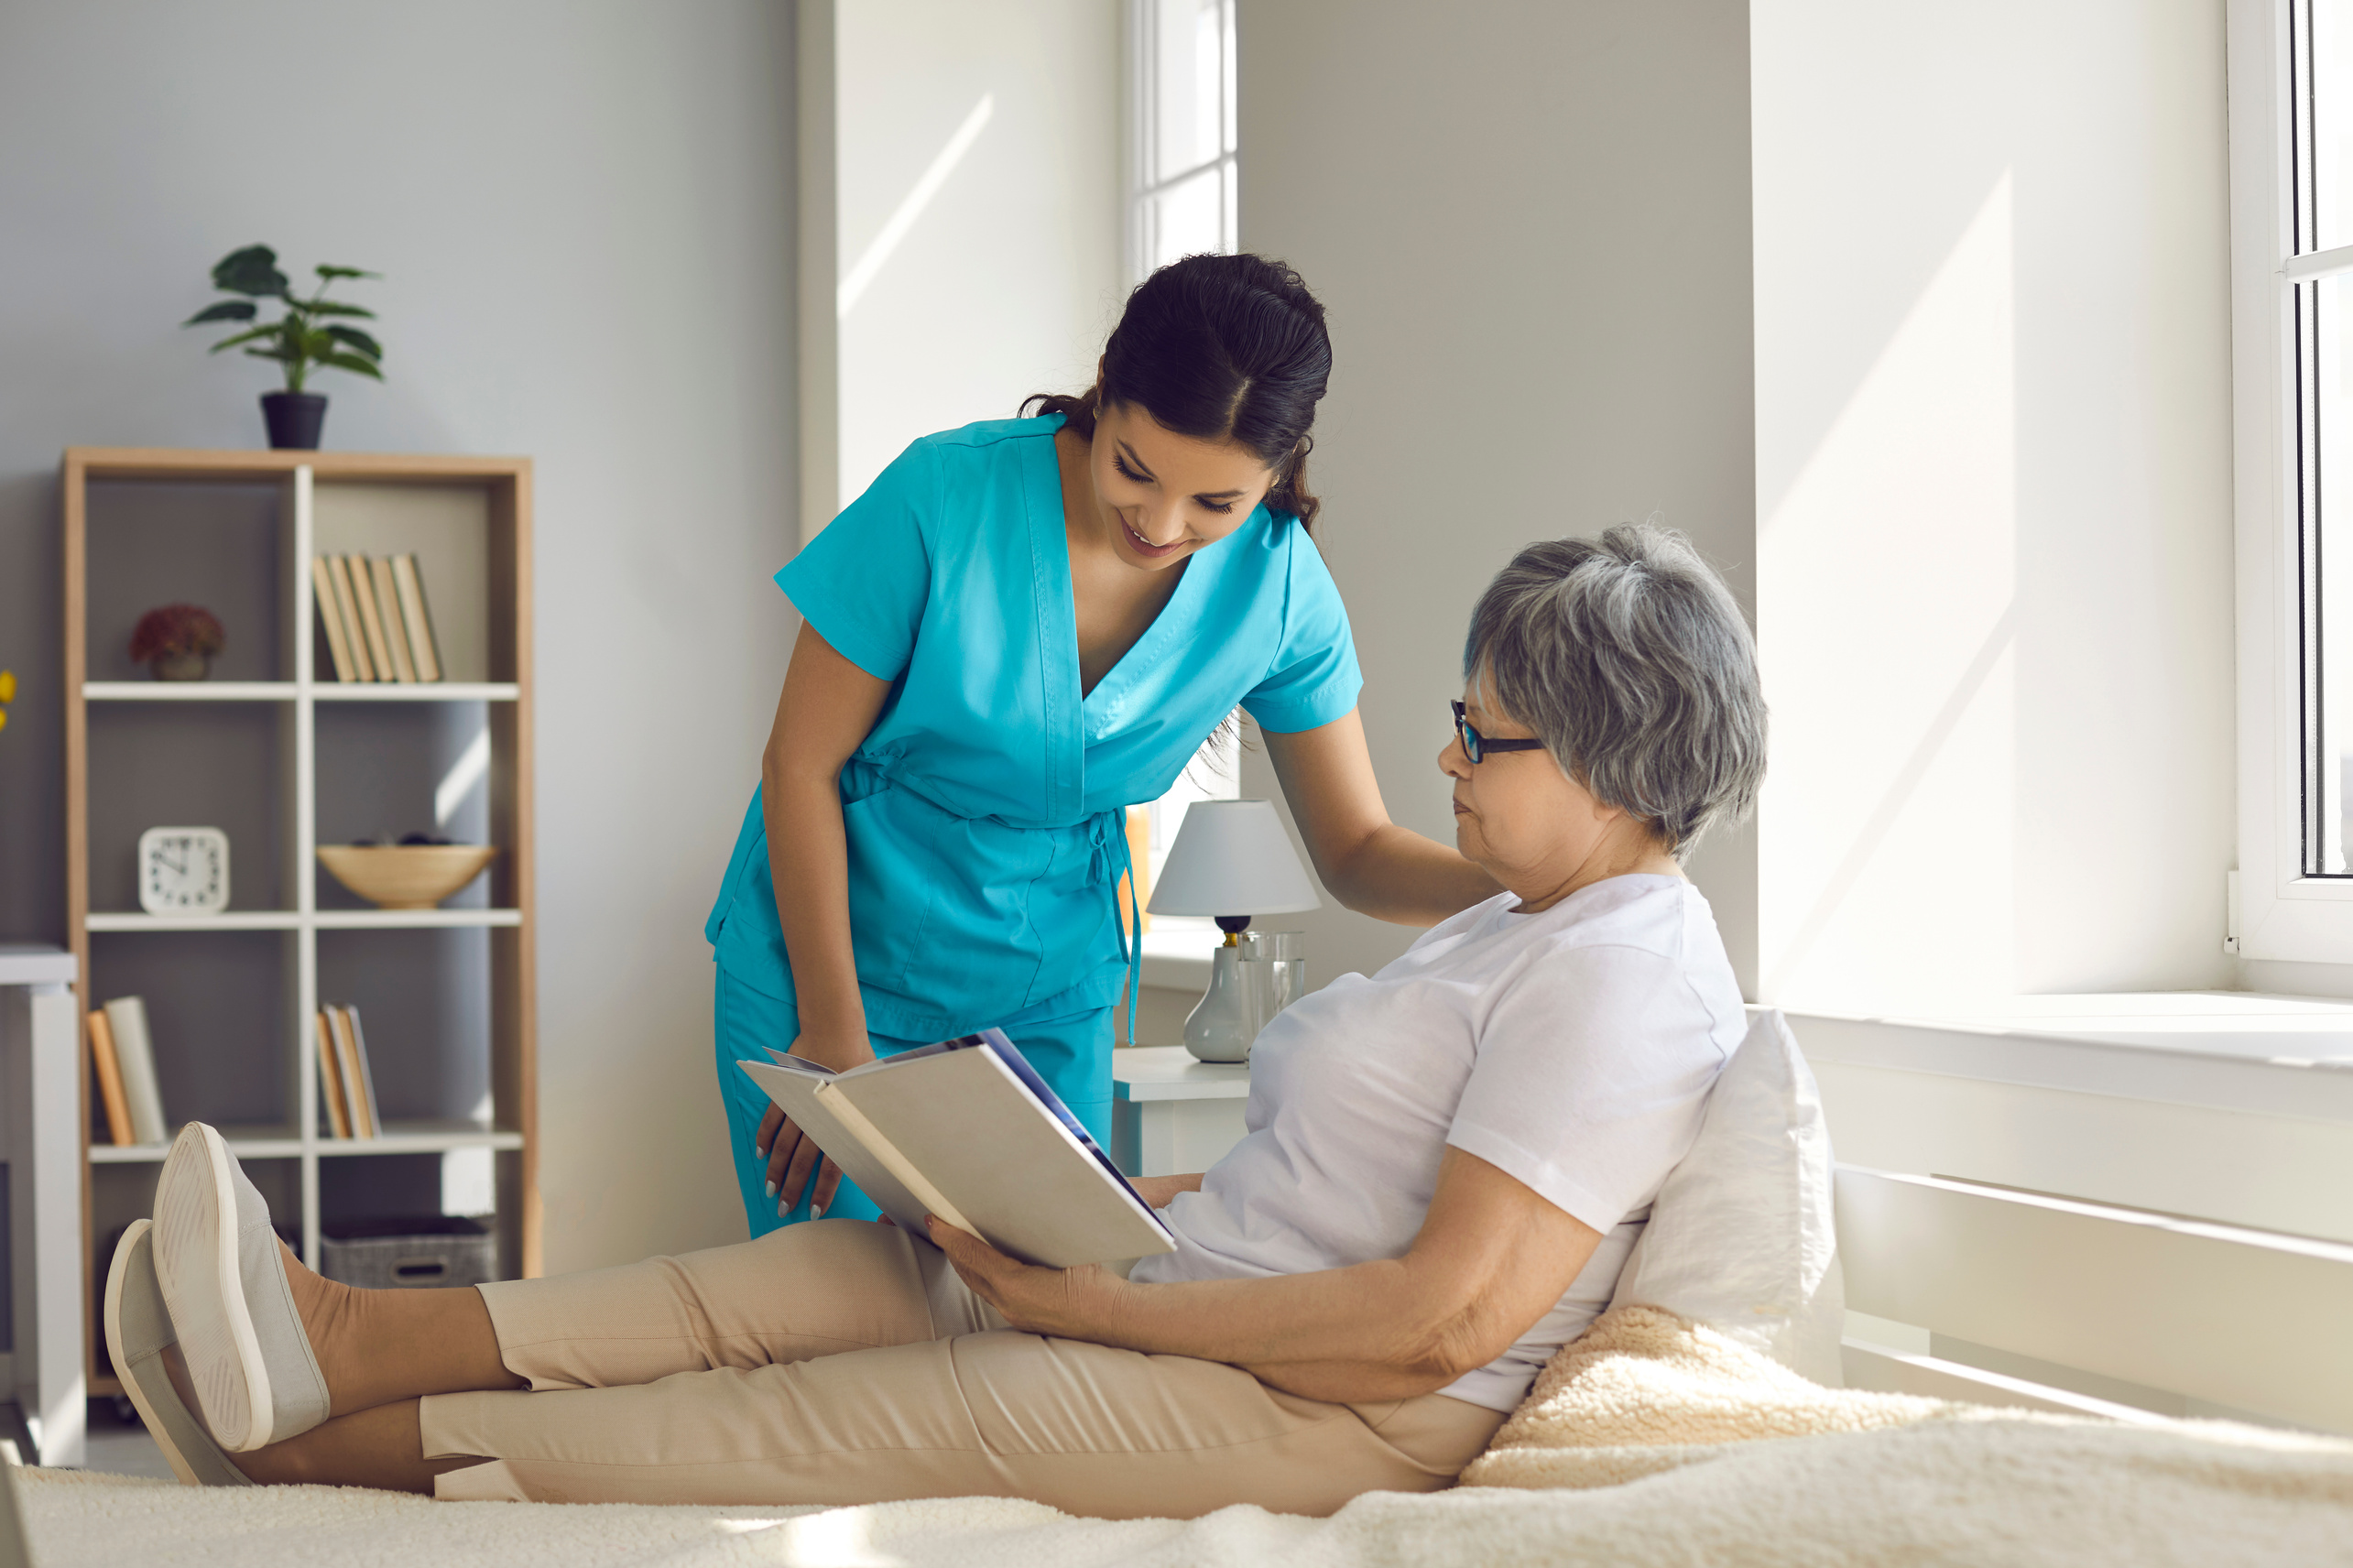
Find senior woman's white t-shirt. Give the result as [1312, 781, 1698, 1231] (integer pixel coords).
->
[1132, 873, 1744, 1411]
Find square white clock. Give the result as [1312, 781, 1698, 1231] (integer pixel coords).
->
[138, 826, 231, 916]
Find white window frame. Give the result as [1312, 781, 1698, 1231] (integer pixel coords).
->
[1125, 0, 1245, 921]
[2231, 0, 2353, 960]
[1125, 0, 1239, 287]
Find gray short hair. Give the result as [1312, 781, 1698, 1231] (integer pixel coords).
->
[1463, 525, 1766, 854]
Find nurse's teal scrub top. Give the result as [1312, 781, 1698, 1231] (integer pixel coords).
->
[705, 415, 1360, 1219]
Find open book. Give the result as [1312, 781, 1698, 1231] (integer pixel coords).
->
[738, 1029, 1175, 1268]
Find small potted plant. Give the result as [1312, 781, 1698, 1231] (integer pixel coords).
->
[130, 605, 226, 681]
[183, 245, 385, 450]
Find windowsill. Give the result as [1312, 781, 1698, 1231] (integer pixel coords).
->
[1138, 927, 1218, 991]
[1785, 992, 2353, 1126]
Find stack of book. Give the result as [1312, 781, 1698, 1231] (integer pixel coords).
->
[311, 553, 444, 683]
[316, 1003, 385, 1138]
[88, 996, 169, 1146]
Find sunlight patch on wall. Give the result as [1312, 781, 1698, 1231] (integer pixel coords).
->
[837, 93, 996, 319]
[1759, 173, 2018, 1007]
[434, 724, 491, 831]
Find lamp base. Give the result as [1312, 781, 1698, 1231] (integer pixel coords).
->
[1182, 945, 1258, 1063]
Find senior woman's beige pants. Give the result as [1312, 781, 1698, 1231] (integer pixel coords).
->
[418, 1218, 1503, 1518]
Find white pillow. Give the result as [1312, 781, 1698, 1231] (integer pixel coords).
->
[1606, 1007, 1845, 1385]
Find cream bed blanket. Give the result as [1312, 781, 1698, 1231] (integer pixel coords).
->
[27, 1308, 2353, 1567]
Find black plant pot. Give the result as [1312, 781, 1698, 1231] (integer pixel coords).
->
[261, 391, 328, 451]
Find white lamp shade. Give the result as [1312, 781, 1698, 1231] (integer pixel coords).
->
[1146, 800, 1322, 917]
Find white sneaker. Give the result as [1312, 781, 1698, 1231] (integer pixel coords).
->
[151, 1124, 331, 1453]
[103, 1220, 252, 1486]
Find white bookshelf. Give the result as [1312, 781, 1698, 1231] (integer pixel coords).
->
[84, 910, 523, 932]
[83, 681, 520, 702]
[63, 448, 539, 1398]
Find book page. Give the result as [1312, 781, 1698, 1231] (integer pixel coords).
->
[840, 1049, 1174, 1268]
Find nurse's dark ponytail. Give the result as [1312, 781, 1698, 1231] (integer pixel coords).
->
[1024, 253, 1332, 532]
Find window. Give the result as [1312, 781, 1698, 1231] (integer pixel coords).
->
[1128, 0, 1238, 279]
[2294, 0, 2353, 873]
[2230, 0, 2353, 955]
[1127, 0, 1242, 909]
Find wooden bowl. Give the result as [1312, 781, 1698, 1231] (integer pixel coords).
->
[316, 844, 497, 910]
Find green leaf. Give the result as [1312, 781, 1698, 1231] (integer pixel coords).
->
[207, 324, 284, 354]
[242, 344, 299, 363]
[211, 245, 289, 298]
[294, 301, 376, 320]
[314, 264, 380, 279]
[317, 350, 385, 381]
[323, 325, 382, 359]
[182, 300, 256, 327]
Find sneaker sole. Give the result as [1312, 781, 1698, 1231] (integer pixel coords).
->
[102, 1221, 203, 1487]
[154, 1126, 275, 1452]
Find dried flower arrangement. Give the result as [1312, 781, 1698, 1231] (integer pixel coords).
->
[130, 604, 226, 681]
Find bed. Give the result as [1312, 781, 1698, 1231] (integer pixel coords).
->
[20, 1008, 2353, 1567]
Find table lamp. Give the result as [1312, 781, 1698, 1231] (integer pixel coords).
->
[1145, 800, 1321, 1062]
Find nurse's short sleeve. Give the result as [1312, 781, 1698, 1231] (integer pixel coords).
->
[775, 441, 937, 682]
[1446, 944, 1724, 1236]
[1240, 525, 1363, 733]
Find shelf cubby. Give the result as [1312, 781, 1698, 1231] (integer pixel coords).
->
[64, 448, 537, 1398]
[85, 700, 291, 915]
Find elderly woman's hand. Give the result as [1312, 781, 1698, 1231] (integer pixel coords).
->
[924, 1217, 1127, 1340]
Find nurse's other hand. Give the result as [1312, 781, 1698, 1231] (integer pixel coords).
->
[763, 1110, 845, 1219]
[756, 1031, 872, 1218]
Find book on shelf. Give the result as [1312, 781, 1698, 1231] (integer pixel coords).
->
[343, 1004, 384, 1136]
[367, 557, 419, 682]
[343, 554, 398, 683]
[314, 555, 446, 683]
[86, 1008, 135, 1146]
[316, 1010, 352, 1139]
[310, 557, 358, 683]
[101, 996, 169, 1145]
[324, 555, 377, 681]
[390, 554, 443, 682]
[321, 1004, 382, 1138]
[736, 1029, 1174, 1268]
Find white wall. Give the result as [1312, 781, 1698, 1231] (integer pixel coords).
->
[1752, 0, 2239, 1009]
[0, 1, 797, 1272]
[827, 0, 1122, 517]
[1234, 0, 1760, 992]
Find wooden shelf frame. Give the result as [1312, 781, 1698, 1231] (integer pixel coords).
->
[63, 447, 539, 1395]
[83, 681, 520, 702]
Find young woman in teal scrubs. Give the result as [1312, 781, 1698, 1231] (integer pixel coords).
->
[707, 255, 1501, 1234]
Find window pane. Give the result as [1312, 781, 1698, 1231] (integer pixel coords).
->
[1147, 719, 1242, 897]
[1149, 165, 1225, 271]
[2305, 273, 2353, 872]
[1221, 0, 1238, 155]
[2315, 0, 2352, 253]
[1152, 0, 1226, 182]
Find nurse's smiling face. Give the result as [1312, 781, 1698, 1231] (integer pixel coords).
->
[1087, 400, 1278, 572]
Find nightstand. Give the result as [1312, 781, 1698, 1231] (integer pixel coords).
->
[1110, 1045, 1250, 1178]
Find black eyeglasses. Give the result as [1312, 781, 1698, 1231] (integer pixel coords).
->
[1452, 701, 1545, 763]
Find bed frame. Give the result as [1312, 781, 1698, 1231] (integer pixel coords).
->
[1805, 1009, 2353, 1436]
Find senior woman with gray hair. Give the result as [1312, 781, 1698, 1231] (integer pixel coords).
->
[114, 524, 1766, 1519]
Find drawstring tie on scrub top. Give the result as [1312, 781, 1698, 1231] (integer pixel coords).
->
[1086, 809, 1143, 1048]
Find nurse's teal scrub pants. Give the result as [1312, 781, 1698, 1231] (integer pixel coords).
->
[714, 966, 1115, 1235]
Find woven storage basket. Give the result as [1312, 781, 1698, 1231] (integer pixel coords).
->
[320, 1215, 496, 1290]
